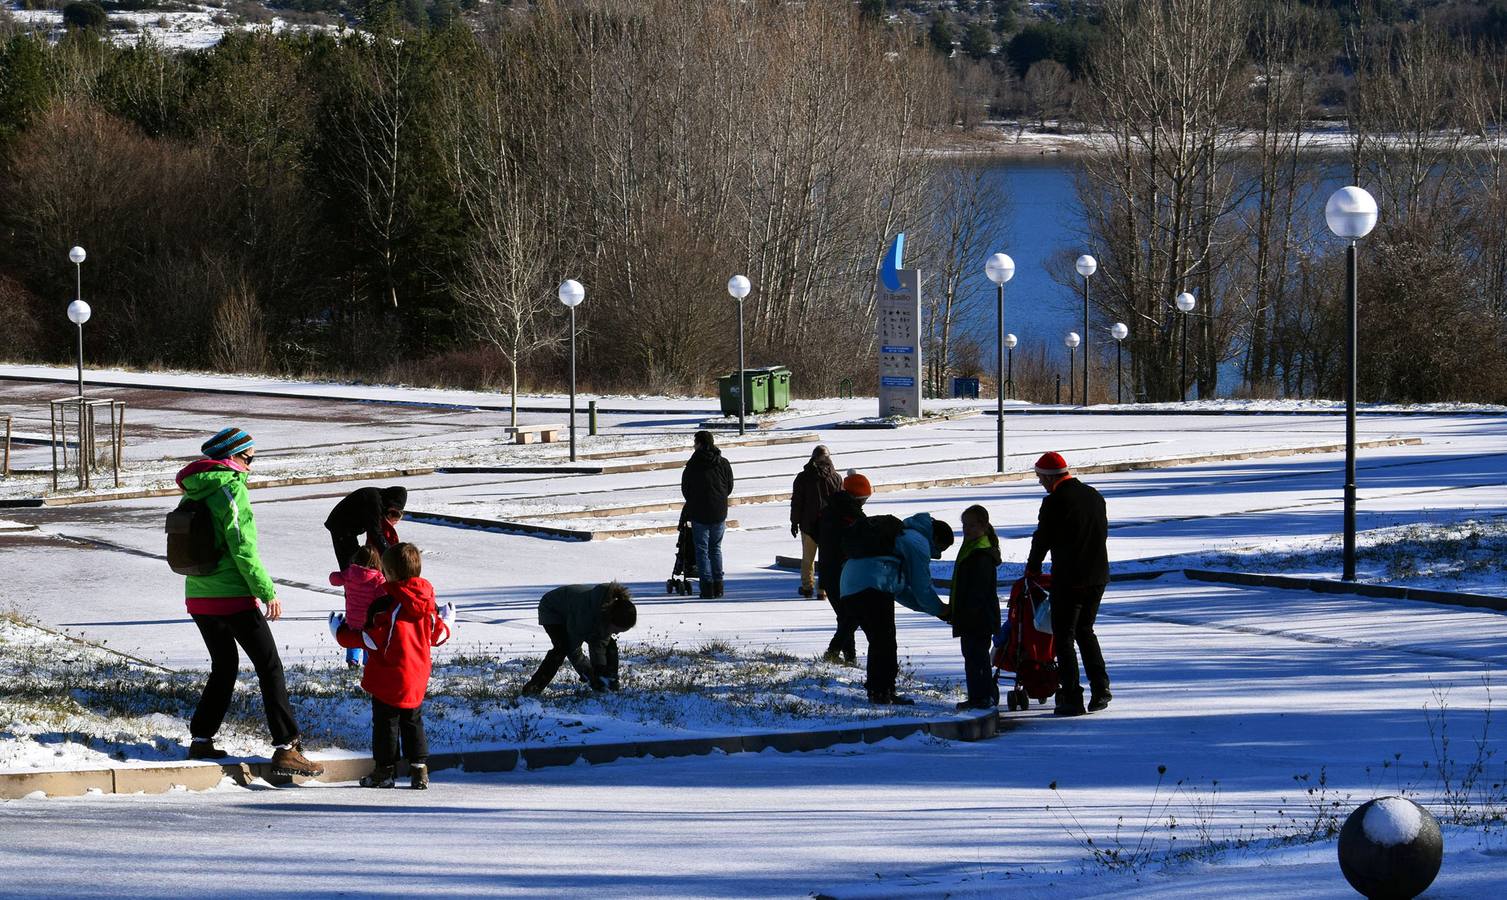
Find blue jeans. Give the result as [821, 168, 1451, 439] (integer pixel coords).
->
[346, 646, 366, 666]
[691, 521, 725, 581]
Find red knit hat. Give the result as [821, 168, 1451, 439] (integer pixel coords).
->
[842, 470, 873, 498]
[1034, 451, 1069, 477]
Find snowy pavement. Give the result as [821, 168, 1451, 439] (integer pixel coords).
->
[2, 369, 1505, 896]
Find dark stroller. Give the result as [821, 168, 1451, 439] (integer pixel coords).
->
[666, 511, 699, 596]
[993, 574, 1058, 711]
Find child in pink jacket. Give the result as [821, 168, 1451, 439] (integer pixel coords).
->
[330, 545, 386, 667]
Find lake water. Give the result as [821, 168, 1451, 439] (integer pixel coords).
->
[948, 157, 1353, 397]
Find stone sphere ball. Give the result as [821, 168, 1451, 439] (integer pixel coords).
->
[1337, 797, 1442, 899]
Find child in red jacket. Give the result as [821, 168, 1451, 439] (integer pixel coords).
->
[331, 542, 453, 789]
[330, 546, 386, 669]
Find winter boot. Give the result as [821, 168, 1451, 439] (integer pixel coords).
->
[712, 579, 725, 599]
[1088, 691, 1113, 713]
[1053, 689, 1087, 717]
[187, 739, 227, 760]
[409, 763, 429, 791]
[270, 741, 326, 778]
[798, 584, 814, 599]
[360, 765, 396, 788]
[822, 649, 843, 665]
[698, 579, 711, 600]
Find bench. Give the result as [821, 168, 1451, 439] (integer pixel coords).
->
[510, 424, 564, 445]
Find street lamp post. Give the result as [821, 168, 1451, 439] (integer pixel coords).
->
[1004, 333, 1017, 400]
[1064, 332, 1080, 405]
[984, 253, 1015, 473]
[557, 279, 585, 462]
[1076, 255, 1096, 406]
[1175, 291, 1196, 401]
[1111, 322, 1128, 404]
[1325, 186, 1379, 582]
[727, 275, 752, 436]
[68, 246, 88, 399]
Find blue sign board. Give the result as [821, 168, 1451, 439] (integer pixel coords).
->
[881, 345, 914, 354]
[880, 376, 915, 388]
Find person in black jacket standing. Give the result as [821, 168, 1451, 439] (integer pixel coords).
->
[790, 445, 842, 599]
[1025, 451, 1111, 717]
[815, 471, 873, 664]
[681, 431, 734, 598]
[949, 504, 1002, 710]
[325, 485, 408, 569]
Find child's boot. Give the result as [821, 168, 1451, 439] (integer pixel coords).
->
[360, 765, 396, 788]
[409, 762, 429, 790]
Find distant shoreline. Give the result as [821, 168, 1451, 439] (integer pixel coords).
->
[925, 121, 1505, 159]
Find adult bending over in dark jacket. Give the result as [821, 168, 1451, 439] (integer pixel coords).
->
[1025, 451, 1111, 717]
[840, 511, 954, 705]
[816, 471, 874, 664]
[521, 583, 638, 695]
[325, 485, 408, 569]
[790, 445, 842, 599]
[949, 504, 1002, 710]
[681, 430, 735, 599]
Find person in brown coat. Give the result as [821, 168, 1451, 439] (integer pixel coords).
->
[790, 445, 842, 598]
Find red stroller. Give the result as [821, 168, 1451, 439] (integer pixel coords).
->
[994, 574, 1058, 711]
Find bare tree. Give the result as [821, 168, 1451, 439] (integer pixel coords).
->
[1022, 60, 1071, 130]
[917, 166, 1010, 397]
[1076, 0, 1252, 400]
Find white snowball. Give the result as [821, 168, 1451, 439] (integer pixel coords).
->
[1363, 797, 1424, 846]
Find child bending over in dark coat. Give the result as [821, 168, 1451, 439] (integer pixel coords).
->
[332, 542, 453, 789]
[520, 583, 637, 695]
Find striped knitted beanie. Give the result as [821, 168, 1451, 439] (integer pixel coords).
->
[202, 427, 254, 460]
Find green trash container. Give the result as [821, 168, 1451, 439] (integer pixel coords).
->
[742, 370, 771, 414]
[718, 373, 741, 416]
[718, 371, 772, 416]
[761, 366, 792, 410]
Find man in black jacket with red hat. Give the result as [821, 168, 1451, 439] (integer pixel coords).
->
[325, 485, 408, 569]
[1025, 451, 1111, 717]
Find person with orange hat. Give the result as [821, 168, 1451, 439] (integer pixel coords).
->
[814, 470, 873, 665]
[1026, 451, 1111, 717]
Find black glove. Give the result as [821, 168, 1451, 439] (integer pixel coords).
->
[790, 523, 800, 539]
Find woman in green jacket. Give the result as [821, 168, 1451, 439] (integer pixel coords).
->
[177, 428, 323, 778]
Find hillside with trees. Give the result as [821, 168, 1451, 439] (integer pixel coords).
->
[1, 0, 1505, 403]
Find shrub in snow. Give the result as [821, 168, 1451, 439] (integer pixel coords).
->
[1336, 796, 1442, 900]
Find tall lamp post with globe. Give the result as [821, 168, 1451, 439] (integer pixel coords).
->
[984, 253, 1015, 472]
[1004, 333, 1017, 400]
[1076, 255, 1096, 405]
[1110, 322, 1128, 404]
[728, 274, 752, 436]
[1325, 186, 1379, 582]
[557, 279, 585, 462]
[1064, 332, 1080, 405]
[68, 246, 89, 399]
[1175, 291, 1196, 401]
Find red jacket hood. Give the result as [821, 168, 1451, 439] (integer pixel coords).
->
[385, 577, 436, 618]
[175, 457, 249, 490]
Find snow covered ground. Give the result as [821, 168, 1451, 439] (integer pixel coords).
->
[2, 365, 1505, 897]
[2, 3, 333, 52]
